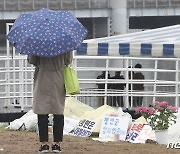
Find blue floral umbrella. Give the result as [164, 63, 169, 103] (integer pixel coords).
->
[6, 8, 88, 57]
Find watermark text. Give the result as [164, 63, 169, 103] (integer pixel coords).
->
[167, 142, 180, 149]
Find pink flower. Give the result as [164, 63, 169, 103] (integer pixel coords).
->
[158, 101, 168, 108]
[141, 107, 149, 113]
[135, 107, 142, 113]
[168, 106, 178, 112]
[148, 108, 156, 115]
[135, 100, 177, 130]
[157, 106, 164, 111]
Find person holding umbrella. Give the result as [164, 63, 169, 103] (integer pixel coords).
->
[28, 52, 72, 153]
[7, 8, 88, 153]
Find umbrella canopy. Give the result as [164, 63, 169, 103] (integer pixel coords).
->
[77, 25, 180, 58]
[6, 8, 88, 57]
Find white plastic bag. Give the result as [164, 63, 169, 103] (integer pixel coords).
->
[6, 110, 37, 131]
[168, 112, 180, 143]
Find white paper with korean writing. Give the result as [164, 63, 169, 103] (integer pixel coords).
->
[69, 119, 96, 137]
[99, 116, 130, 141]
[63, 117, 79, 135]
[126, 122, 144, 143]
[134, 124, 155, 143]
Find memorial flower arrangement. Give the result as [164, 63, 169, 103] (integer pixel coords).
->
[135, 101, 178, 130]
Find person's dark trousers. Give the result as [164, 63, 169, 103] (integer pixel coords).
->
[38, 114, 64, 142]
[53, 114, 64, 142]
[117, 96, 124, 107]
[112, 96, 117, 107]
[129, 96, 132, 107]
[133, 97, 143, 107]
[112, 96, 124, 107]
[38, 114, 49, 142]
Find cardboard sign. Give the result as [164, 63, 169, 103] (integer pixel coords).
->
[99, 116, 130, 141]
[69, 119, 96, 137]
[126, 122, 144, 143]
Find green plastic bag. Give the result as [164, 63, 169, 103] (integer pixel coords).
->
[64, 65, 80, 95]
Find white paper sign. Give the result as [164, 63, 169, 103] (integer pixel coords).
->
[63, 117, 79, 135]
[134, 125, 155, 143]
[126, 122, 144, 143]
[99, 116, 130, 141]
[69, 119, 96, 137]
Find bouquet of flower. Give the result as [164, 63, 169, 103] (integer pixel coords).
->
[135, 101, 178, 130]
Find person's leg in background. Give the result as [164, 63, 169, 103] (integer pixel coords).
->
[140, 97, 143, 106]
[107, 96, 112, 106]
[118, 96, 124, 107]
[129, 96, 132, 108]
[137, 97, 143, 107]
[38, 114, 49, 153]
[133, 97, 138, 107]
[98, 96, 104, 107]
[52, 114, 64, 153]
[112, 96, 117, 107]
[133, 97, 143, 107]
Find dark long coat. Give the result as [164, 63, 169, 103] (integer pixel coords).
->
[27, 52, 72, 114]
[133, 72, 145, 91]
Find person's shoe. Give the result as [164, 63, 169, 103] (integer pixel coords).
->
[39, 144, 49, 153]
[52, 144, 61, 153]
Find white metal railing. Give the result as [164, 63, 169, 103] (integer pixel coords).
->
[74, 55, 180, 108]
[0, 54, 180, 111]
[0, 57, 34, 110]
